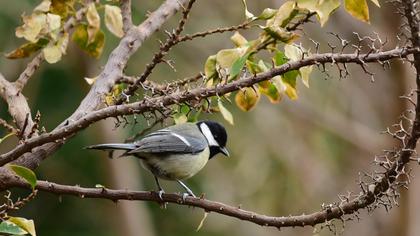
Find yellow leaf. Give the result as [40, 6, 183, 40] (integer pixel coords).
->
[216, 48, 244, 68]
[34, 0, 51, 13]
[218, 100, 234, 125]
[284, 83, 298, 100]
[270, 1, 296, 27]
[344, 0, 370, 23]
[230, 32, 248, 47]
[285, 44, 313, 87]
[8, 217, 36, 236]
[46, 13, 61, 32]
[42, 44, 61, 63]
[296, 0, 340, 26]
[300, 65, 313, 87]
[235, 87, 260, 111]
[174, 113, 188, 124]
[86, 3, 100, 44]
[204, 55, 217, 79]
[272, 76, 287, 93]
[16, 13, 47, 42]
[104, 5, 124, 38]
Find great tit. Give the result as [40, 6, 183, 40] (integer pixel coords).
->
[87, 120, 229, 198]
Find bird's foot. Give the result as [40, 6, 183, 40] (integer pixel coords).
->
[181, 191, 196, 202]
[157, 189, 165, 201]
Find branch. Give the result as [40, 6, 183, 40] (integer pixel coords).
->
[11, 0, 190, 169]
[0, 74, 34, 139]
[120, 0, 133, 33]
[1, 47, 418, 166]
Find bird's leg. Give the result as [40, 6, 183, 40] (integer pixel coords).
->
[154, 176, 165, 200]
[176, 180, 196, 201]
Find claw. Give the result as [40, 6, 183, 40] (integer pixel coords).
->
[158, 189, 165, 201]
[182, 193, 189, 202]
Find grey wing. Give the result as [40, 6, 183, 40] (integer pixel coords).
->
[128, 129, 206, 155]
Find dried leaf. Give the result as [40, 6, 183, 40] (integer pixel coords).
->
[235, 87, 260, 111]
[104, 5, 124, 38]
[5, 38, 48, 59]
[72, 24, 105, 58]
[16, 13, 47, 42]
[34, 0, 51, 13]
[86, 3, 100, 43]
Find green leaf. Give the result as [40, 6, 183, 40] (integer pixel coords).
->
[274, 50, 288, 66]
[104, 5, 124, 38]
[229, 52, 251, 80]
[0, 221, 27, 235]
[235, 87, 260, 111]
[344, 0, 370, 22]
[5, 38, 48, 59]
[8, 217, 36, 236]
[72, 24, 105, 58]
[216, 48, 243, 68]
[263, 26, 298, 43]
[204, 55, 217, 79]
[7, 164, 37, 189]
[296, 0, 340, 26]
[284, 44, 313, 87]
[282, 70, 299, 100]
[218, 100, 234, 125]
[257, 8, 277, 20]
[259, 81, 282, 103]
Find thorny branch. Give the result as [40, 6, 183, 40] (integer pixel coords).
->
[1, 47, 419, 166]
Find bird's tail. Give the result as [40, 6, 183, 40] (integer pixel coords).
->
[85, 143, 136, 151]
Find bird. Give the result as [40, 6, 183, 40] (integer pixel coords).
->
[86, 120, 229, 199]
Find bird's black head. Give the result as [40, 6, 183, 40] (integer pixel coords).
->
[197, 121, 229, 159]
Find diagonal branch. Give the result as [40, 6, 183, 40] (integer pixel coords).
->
[121, 0, 133, 33]
[11, 0, 190, 169]
[1, 47, 419, 167]
[0, 74, 34, 139]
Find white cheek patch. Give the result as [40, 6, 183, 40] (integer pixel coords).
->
[200, 123, 219, 146]
[170, 132, 191, 147]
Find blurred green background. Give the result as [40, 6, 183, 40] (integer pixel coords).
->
[1, 0, 420, 236]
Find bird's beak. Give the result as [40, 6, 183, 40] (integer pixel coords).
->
[219, 147, 230, 157]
